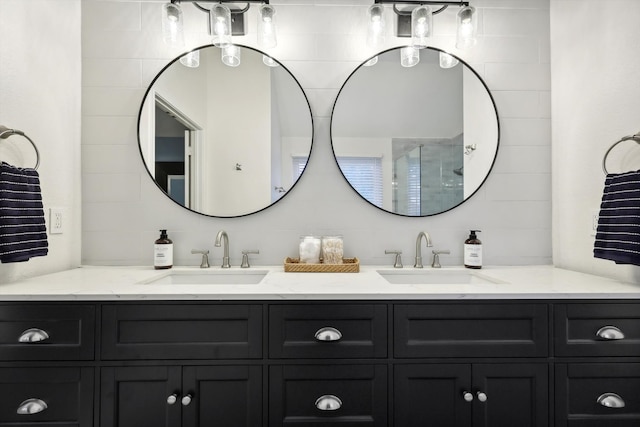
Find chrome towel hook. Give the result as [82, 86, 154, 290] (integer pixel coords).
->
[0, 125, 40, 170]
[602, 132, 640, 175]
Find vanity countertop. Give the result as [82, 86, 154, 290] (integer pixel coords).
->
[0, 265, 638, 301]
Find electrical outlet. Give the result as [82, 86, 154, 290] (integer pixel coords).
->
[49, 208, 64, 234]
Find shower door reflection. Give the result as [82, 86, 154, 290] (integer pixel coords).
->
[392, 138, 464, 216]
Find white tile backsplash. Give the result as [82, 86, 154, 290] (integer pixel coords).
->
[83, 58, 142, 87]
[81, 1, 553, 267]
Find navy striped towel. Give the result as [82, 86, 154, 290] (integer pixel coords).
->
[594, 170, 640, 266]
[0, 162, 48, 263]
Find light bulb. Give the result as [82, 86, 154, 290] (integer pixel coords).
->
[439, 52, 459, 69]
[411, 5, 432, 48]
[401, 46, 420, 67]
[222, 44, 241, 67]
[162, 3, 184, 47]
[258, 4, 277, 48]
[366, 5, 386, 49]
[263, 55, 279, 67]
[180, 50, 200, 68]
[456, 6, 477, 49]
[364, 56, 378, 67]
[210, 4, 232, 47]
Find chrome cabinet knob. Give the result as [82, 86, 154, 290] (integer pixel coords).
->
[315, 395, 342, 411]
[167, 394, 178, 405]
[17, 398, 48, 415]
[596, 326, 625, 340]
[597, 393, 625, 408]
[18, 328, 49, 343]
[463, 392, 474, 402]
[477, 392, 488, 402]
[181, 394, 193, 406]
[315, 327, 342, 342]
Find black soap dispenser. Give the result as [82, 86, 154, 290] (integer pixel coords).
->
[154, 229, 173, 270]
[464, 230, 482, 269]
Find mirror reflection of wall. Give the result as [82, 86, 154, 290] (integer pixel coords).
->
[138, 45, 313, 217]
[331, 47, 499, 217]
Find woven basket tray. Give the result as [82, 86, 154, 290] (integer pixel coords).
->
[284, 257, 360, 273]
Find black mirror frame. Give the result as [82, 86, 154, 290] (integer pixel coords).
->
[137, 44, 315, 218]
[329, 46, 500, 217]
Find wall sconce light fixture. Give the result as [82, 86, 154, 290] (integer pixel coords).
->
[162, 3, 185, 47]
[366, 4, 386, 48]
[161, 1, 278, 51]
[400, 46, 420, 67]
[262, 55, 280, 67]
[222, 44, 242, 67]
[372, 1, 476, 50]
[438, 51, 459, 68]
[180, 50, 200, 67]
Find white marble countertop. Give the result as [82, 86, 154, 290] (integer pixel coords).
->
[0, 265, 638, 301]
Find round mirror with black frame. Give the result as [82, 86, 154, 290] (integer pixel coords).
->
[330, 46, 499, 217]
[138, 44, 314, 218]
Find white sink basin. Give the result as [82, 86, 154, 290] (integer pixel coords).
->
[145, 270, 268, 285]
[377, 269, 502, 285]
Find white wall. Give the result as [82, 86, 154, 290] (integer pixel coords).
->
[551, 0, 640, 283]
[81, 0, 551, 267]
[0, 0, 81, 283]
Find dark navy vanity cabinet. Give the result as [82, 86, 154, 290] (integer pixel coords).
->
[1, 300, 638, 426]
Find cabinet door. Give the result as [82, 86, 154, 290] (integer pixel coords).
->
[182, 365, 262, 427]
[394, 364, 471, 427]
[473, 363, 549, 427]
[100, 366, 181, 427]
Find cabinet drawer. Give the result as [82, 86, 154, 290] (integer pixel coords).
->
[556, 363, 640, 426]
[395, 303, 548, 358]
[0, 304, 95, 361]
[0, 367, 93, 427]
[269, 304, 387, 359]
[554, 303, 640, 357]
[101, 304, 262, 360]
[269, 364, 387, 426]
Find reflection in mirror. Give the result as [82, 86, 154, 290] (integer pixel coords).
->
[138, 45, 313, 217]
[331, 47, 499, 216]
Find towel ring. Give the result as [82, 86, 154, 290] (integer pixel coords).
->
[0, 125, 40, 170]
[602, 132, 640, 175]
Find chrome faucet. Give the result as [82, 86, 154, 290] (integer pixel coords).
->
[414, 231, 433, 268]
[215, 230, 231, 268]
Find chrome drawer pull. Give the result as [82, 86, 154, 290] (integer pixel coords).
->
[596, 326, 625, 340]
[315, 395, 342, 411]
[597, 393, 626, 408]
[462, 392, 474, 402]
[18, 328, 50, 343]
[17, 398, 48, 415]
[315, 327, 342, 342]
[477, 392, 488, 402]
[167, 393, 178, 405]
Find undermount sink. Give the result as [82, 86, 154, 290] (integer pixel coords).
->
[144, 270, 268, 285]
[377, 269, 503, 285]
